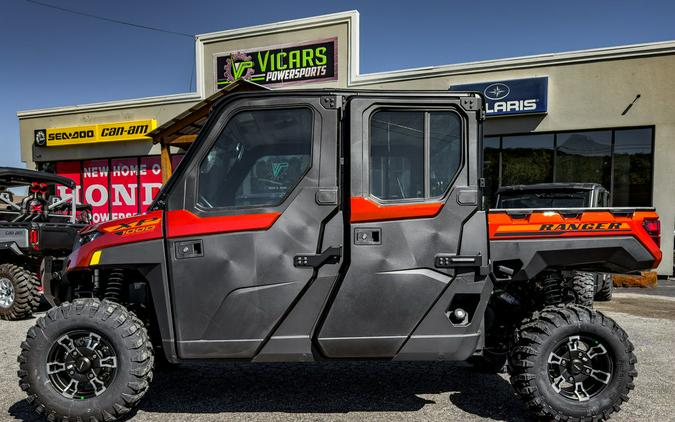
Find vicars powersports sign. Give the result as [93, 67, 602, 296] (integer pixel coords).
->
[215, 38, 337, 88]
[449, 77, 548, 117]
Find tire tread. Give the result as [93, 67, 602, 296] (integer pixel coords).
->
[17, 298, 154, 421]
[509, 303, 637, 422]
[0, 263, 40, 321]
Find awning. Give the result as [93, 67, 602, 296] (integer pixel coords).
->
[145, 80, 269, 181]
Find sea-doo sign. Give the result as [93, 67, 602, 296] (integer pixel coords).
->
[35, 120, 156, 147]
[215, 38, 337, 88]
[449, 77, 548, 117]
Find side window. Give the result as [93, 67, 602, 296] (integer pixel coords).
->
[197, 108, 312, 209]
[370, 111, 424, 200]
[369, 110, 461, 201]
[429, 112, 462, 196]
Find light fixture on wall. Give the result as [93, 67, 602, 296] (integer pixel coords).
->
[621, 94, 641, 116]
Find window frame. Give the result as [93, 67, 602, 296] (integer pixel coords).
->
[193, 104, 316, 213]
[484, 125, 655, 207]
[365, 106, 465, 204]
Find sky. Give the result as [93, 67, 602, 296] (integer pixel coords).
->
[2, 0, 675, 168]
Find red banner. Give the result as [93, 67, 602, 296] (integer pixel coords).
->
[110, 158, 139, 220]
[54, 161, 81, 203]
[56, 155, 182, 222]
[139, 156, 163, 213]
[82, 160, 110, 223]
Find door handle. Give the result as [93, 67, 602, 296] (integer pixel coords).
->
[354, 228, 381, 245]
[294, 246, 342, 268]
[175, 240, 203, 259]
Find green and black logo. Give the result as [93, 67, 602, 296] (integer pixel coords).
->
[216, 38, 336, 87]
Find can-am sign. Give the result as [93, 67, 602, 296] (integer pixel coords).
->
[215, 38, 337, 88]
[34, 120, 157, 147]
[449, 77, 548, 117]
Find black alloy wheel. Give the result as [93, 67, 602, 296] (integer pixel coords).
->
[509, 304, 637, 421]
[18, 299, 154, 421]
[46, 330, 118, 399]
[547, 334, 613, 402]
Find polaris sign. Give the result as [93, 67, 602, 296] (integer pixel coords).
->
[450, 77, 548, 117]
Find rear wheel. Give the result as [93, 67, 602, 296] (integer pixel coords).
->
[0, 263, 39, 320]
[17, 298, 154, 421]
[509, 304, 636, 421]
[595, 275, 613, 301]
[569, 272, 595, 307]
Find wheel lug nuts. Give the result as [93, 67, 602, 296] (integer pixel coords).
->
[88, 373, 94, 379]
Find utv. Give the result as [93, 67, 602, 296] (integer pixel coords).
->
[18, 90, 660, 421]
[0, 167, 90, 320]
[494, 183, 616, 304]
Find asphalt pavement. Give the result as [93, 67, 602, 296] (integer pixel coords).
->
[1, 291, 674, 422]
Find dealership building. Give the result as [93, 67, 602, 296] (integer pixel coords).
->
[16, 11, 675, 274]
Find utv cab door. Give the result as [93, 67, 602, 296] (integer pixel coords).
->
[317, 94, 491, 360]
[165, 94, 342, 359]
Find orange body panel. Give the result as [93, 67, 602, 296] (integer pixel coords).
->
[350, 197, 443, 223]
[68, 211, 164, 270]
[488, 210, 662, 267]
[165, 209, 281, 239]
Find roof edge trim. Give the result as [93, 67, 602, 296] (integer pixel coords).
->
[17, 92, 202, 119]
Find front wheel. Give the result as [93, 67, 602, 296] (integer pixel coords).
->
[17, 299, 154, 421]
[509, 304, 636, 421]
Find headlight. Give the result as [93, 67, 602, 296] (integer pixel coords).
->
[77, 230, 102, 246]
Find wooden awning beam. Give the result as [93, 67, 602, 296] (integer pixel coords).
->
[168, 134, 198, 145]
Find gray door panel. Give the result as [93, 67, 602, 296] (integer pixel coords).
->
[318, 96, 483, 358]
[168, 96, 341, 359]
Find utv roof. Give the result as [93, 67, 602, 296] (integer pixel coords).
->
[497, 183, 606, 194]
[0, 167, 76, 189]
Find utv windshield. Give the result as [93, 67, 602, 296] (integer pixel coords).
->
[496, 190, 591, 209]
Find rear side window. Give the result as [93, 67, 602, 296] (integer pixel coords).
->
[370, 110, 461, 201]
[197, 108, 312, 209]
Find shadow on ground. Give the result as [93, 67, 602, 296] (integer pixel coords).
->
[10, 361, 534, 421]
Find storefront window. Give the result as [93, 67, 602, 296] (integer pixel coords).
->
[483, 127, 653, 207]
[502, 134, 554, 186]
[555, 131, 612, 188]
[612, 128, 653, 206]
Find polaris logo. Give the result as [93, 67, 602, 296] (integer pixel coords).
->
[450, 77, 548, 117]
[484, 83, 510, 100]
[486, 99, 538, 113]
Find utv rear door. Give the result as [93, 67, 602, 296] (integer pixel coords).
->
[317, 94, 490, 359]
[165, 94, 341, 359]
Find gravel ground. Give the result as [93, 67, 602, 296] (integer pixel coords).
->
[1, 293, 673, 422]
